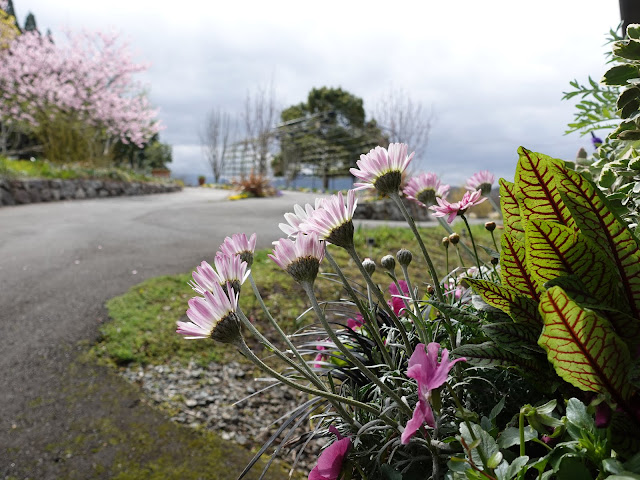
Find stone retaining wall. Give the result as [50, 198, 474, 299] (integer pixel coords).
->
[0, 178, 182, 207]
[353, 198, 432, 221]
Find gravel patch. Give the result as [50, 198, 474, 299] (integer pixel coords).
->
[120, 360, 326, 473]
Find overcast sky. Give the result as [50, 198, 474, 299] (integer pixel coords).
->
[11, 0, 623, 184]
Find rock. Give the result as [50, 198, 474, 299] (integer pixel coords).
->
[13, 189, 30, 204]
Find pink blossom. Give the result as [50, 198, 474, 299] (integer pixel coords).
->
[465, 170, 495, 195]
[347, 314, 364, 330]
[430, 189, 486, 223]
[350, 143, 414, 194]
[401, 343, 466, 444]
[219, 233, 257, 266]
[388, 281, 410, 316]
[313, 344, 327, 369]
[279, 198, 325, 238]
[300, 190, 358, 248]
[269, 233, 324, 284]
[177, 282, 239, 342]
[308, 426, 351, 480]
[0, 30, 161, 148]
[404, 172, 450, 207]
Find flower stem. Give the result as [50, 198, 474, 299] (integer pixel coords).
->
[461, 215, 483, 279]
[519, 409, 526, 457]
[247, 273, 326, 388]
[234, 338, 387, 419]
[323, 247, 392, 366]
[436, 216, 474, 258]
[345, 245, 413, 356]
[302, 281, 414, 417]
[390, 192, 444, 303]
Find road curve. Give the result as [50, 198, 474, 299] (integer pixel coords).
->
[0, 188, 330, 479]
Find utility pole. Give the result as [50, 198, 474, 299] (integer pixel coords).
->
[620, 0, 640, 36]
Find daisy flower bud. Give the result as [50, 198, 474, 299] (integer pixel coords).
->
[396, 248, 413, 267]
[362, 257, 376, 275]
[381, 254, 396, 272]
[449, 233, 460, 245]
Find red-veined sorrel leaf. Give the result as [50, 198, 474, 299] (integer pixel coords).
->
[557, 167, 640, 319]
[538, 286, 632, 402]
[525, 219, 617, 303]
[499, 178, 525, 241]
[515, 147, 576, 228]
[500, 231, 541, 300]
[453, 341, 542, 370]
[545, 276, 640, 348]
[466, 279, 541, 326]
[482, 322, 544, 358]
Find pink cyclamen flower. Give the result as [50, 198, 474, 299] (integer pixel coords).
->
[404, 172, 450, 207]
[177, 282, 241, 344]
[313, 344, 327, 369]
[189, 253, 248, 295]
[300, 190, 358, 249]
[430, 189, 486, 224]
[219, 233, 257, 266]
[269, 232, 325, 284]
[308, 426, 352, 480]
[350, 143, 415, 195]
[279, 198, 325, 238]
[401, 343, 466, 444]
[465, 170, 495, 196]
[388, 280, 410, 316]
[347, 314, 365, 330]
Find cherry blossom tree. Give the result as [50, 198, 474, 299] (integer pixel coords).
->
[0, 29, 162, 162]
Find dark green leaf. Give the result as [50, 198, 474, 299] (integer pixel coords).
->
[603, 64, 640, 85]
[381, 464, 404, 480]
[497, 426, 537, 449]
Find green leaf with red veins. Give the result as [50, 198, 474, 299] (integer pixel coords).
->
[538, 286, 632, 403]
[544, 276, 640, 348]
[499, 178, 525, 241]
[525, 218, 618, 303]
[453, 341, 543, 370]
[557, 167, 640, 320]
[482, 322, 544, 358]
[515, 147, 576, 228]
[500, 231, 541, 300]
[466, 279, 542, 327]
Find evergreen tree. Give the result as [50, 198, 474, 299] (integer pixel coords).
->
[23, 12, 37, 33]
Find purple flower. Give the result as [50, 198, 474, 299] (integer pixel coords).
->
[308, 426, 352, 480]
[465, 170, 495, 196]
[591, 131, 603, 149]
[219, 233, 257, 266]
[401, 343, 466, 444]
[300, 190, 358, 248]
[269, 232, 325, 284]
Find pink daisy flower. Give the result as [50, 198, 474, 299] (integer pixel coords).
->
[308, 426, 352, 480]
[189, 253, 249, 296]
[465, 170, 495, 195]
[269, 232, 325, 284]
[300, 190, 358, 249]
[430, 189, 486, 224]
[177, 282, 241, 344]
[279, 198, 325, 238]
[219, 233, 257, 266]
[350, 143, 415, 195]
[401, 343, 466, 444]
[347, 313, 365, 330]
[403, 172, 450, 207]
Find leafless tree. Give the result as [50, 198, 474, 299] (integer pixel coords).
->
[200, 108, 235, 183]
[242, 82, 279, 176]
[374, 87, 434, 162]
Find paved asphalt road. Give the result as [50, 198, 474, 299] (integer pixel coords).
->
[0, 188, 339, 479]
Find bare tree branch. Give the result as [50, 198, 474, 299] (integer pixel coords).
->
[374, 87, 434, 162]
[242, 82, 279, 176]
[200, 108, 235, 183]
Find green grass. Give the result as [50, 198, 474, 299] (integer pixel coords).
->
[92, 223, 501, 368]
[0, 156, 170, 183]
